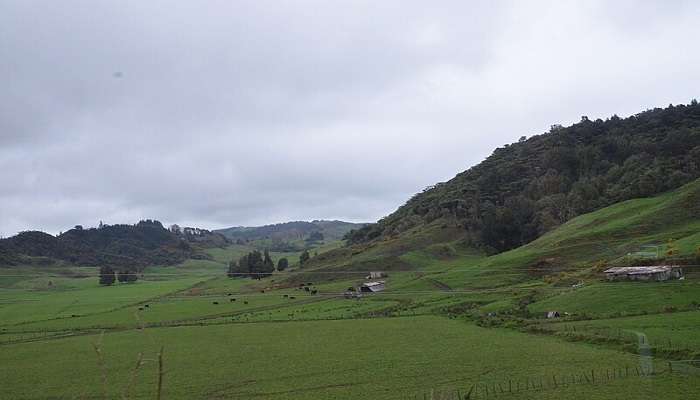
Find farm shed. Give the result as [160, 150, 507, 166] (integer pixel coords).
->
[359, 281, 385, 293]
[603, 266, 683, 281]
[365, 271, 386, 279]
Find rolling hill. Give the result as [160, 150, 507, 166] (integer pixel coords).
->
[294, 104, 700, 288]
[0, 220, 228, 269]
[346, 102, 700, 254]
[216, 220, 366, 245]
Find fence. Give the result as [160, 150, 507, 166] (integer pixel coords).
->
[412, 364, 658, 399]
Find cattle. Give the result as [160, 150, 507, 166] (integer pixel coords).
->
[213, 301, 219, 305]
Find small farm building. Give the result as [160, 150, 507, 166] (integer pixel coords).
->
[366, 271, 386, 279]
[603, 266, 683, 282]
[359, 281, 386, 293]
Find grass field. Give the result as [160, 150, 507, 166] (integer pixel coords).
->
[2, 183, 700, 399]
[4, 316, 697, 400]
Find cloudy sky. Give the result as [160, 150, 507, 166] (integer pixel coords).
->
[1, 0, 699, 236]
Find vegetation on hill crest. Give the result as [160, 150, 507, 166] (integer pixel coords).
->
[346, 101, 700, 254]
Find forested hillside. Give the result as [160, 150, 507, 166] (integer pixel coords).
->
[0, 220, 227, 268]
[347, 102, 700, 253]
[216, 220, 365, 242]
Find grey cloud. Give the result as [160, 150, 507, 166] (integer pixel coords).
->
[1, 1, 700, 236]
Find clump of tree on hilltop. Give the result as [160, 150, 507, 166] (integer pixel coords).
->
[0, 219, 194, 268]
[345, 101, 700, 253]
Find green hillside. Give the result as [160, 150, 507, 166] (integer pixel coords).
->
[216, 220, 365, 242]
[347, 102, 700, 254]
[292, 178, 700, 295]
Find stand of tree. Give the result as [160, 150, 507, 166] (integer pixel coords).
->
[99, 266, 139, 285]
[345, 101, 700, 253]
[227, 249, 275, 279]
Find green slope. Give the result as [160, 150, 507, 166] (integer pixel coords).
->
[300, 178, 700, 292]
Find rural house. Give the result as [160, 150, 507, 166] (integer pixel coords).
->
[359, 281, 386, 293]
[603, 266, 684, 281]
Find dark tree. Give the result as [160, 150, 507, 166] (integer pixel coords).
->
[306, 231, 324, 243]
[99, 266, 116, 286]
[261, 249, 275, 276]
[299, 250, 310, 266]
[277, 257, 289, 271]
[118, 269, 138, 283]
[227, 260, 242, 278]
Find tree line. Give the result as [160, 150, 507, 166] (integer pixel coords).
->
[98, 266, 138, 285]
[227, 249, 311, 279]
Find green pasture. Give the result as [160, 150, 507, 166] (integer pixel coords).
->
[528, 281, 700, 317]
[4, 316, 694, 400]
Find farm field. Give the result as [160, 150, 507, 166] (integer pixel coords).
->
[4, 315, 699, 400]
[2, 250, 700, 399]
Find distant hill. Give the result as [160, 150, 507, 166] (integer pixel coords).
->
[346, 101, 700, 253]
[0, 220, 229, 268]
[215, 220, 367, 243]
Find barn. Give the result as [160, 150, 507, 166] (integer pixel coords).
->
[603, 266, 684, 281]
[359, 281, 385, 293]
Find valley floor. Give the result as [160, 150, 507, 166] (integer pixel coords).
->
[2, 252, 700, 400]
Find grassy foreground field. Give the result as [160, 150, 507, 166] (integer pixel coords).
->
[4, 316, 699, 400]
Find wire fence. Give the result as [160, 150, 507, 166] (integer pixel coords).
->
[413, 363, 670, 399]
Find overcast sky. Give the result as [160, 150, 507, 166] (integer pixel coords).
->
[1, 0, 699, 236]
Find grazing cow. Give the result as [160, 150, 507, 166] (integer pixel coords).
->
[289, 296, 296, 300]
[244, 301, 249, 305]
[213, 301, 219, 305]
[138, 308, 143, 311]
[311, 290, 318, 295]
[229, 299, 235, 302]
[144, 304, 150, 308]
[304, 287, 310, 292]
[261, 290, 265, 293]
[227, 293, 232, 296]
